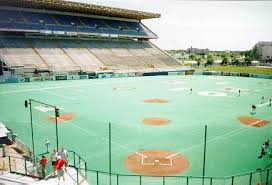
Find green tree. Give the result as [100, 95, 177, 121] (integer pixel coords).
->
[244, 56, 252, 66]
[189, 54, 196, 60]
[231, 58, 240, 66]
[206, 55, 214, 66]
[196, 57, 201, 67]
[251, 45, 258, 60]
[221, 57, 228, 65]
[221, 53, 227, 59]
[245, 45, 259, 61]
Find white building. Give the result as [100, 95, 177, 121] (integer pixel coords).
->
[256, 42, 272, 63]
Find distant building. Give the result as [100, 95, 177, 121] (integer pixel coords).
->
[256, 42, 272, 63]
[187, 47, 209, 55]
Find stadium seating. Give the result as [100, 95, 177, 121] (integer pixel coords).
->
[0, 37, 48, 70]
[0, 9, 156, 39]
[30, 39, 80, 72]
[57, 40, 105, 72]
[0, 37, 180, 73]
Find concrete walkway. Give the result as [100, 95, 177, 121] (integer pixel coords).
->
[1, 167, 89, 185]
[1, 145, 89, 185]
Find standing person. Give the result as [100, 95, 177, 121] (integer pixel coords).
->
[45, 139, 50, 153]
[59, 146, 68, 172]
[261, 96, 265, 104]
[39, 155, 48, 178]
[269, 98, 272, 107]
[238, 90, 241, 97]
[258, 143, 266, 159]
[190, 88, 192, 95]
[56, 156, 65, 182]
[50, 149, 58, 176]
[264, 140, 271, 157]
[251, 104, 256, 115]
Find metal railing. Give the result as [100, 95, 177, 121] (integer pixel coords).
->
[4, 155, 45, 179]
[68, 150, 88, 185]
[4, 155, 271, 185]
[81, 167, 271, 185]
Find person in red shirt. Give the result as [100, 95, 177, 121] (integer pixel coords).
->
[39, 155, 48, 178]
[56, 156, 65, 182]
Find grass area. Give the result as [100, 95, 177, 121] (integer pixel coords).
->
[195, 66, 272, 75]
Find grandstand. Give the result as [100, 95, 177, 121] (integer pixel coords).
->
[0, 0, 189, 77]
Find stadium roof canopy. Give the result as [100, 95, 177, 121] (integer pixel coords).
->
[0, 0, 161, 20]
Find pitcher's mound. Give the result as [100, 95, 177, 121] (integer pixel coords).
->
[48, 113, 75, 123]
[143, 118, 170, 126]
[125, 150, 189, 176]
[238, 116, 270, 128]
[144, 98, 169, 104]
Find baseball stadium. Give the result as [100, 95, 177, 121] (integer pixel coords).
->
[0, 0, 272, 185]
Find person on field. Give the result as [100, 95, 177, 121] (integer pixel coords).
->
[251, 104, 256, 115]
[190, 88, 192, 95]
[264, 140, 271, 157]
[238, 89, 241, 97]
[45, 139, 50, 153]
[258, 143, 266, 159]
[51, 149, 58, 176]
[56, 155, 65, 182]
[59, 146, 68, 172]
[261, 96, 265, 104]
[269, 98, 272, 107]
[39, 155, 48, 178]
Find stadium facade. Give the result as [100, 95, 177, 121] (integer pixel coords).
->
[0, 0, 191, 81]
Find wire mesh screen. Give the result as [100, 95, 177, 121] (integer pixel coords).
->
[31, 100, 58, 156]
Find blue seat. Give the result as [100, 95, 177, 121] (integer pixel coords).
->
[77, 27, 102, 34]
[14, 23, 31, 30]
[81, 17, 108, 29]
[0, 22, 14, 29]
[0, 9, 154, 38]
[23, 12, 55, 25]
[54, 14, 82, 26]
[0, 10, 24, 23]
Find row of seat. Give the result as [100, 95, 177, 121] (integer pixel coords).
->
[0, 37, 182, 73]
[0, 9, 156, 38]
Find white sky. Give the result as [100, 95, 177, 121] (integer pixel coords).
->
[70, 0, 272, 51]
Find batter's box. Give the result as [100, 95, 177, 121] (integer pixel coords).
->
[142, 157, 172, 166]
[125, 150, 189, 176]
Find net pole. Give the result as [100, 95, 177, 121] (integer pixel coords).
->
[55, 108, 59, 151]
[202, 125, 208, 185]
[109, 122, 112, 185]
[29, 99, 35, 157]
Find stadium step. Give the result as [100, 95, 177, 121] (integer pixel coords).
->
[27, 40, 51, 70]
[55, 40, 82, 71]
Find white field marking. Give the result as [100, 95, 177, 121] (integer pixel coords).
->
[41, 90, 76, 101]
[257, 102, 270, 107]
[137, 153, 174, 166]
[136, 152, 148, 158]
[142, 160, 154, 166]
[198, 91, 227, 97]
[0, 82, 104, 94]
[180, 118, 271, 154]
[165, 152, 179, 159]
[169, 87, 190, 92]
[0, 85, 83, 94]
[164, 80, 188, 85]
[216, 82, 231, 85]
[69, 124, 96, 136]
[63, 121, 136, 153]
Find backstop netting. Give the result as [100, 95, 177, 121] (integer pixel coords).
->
[31, 100, 58, 156]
